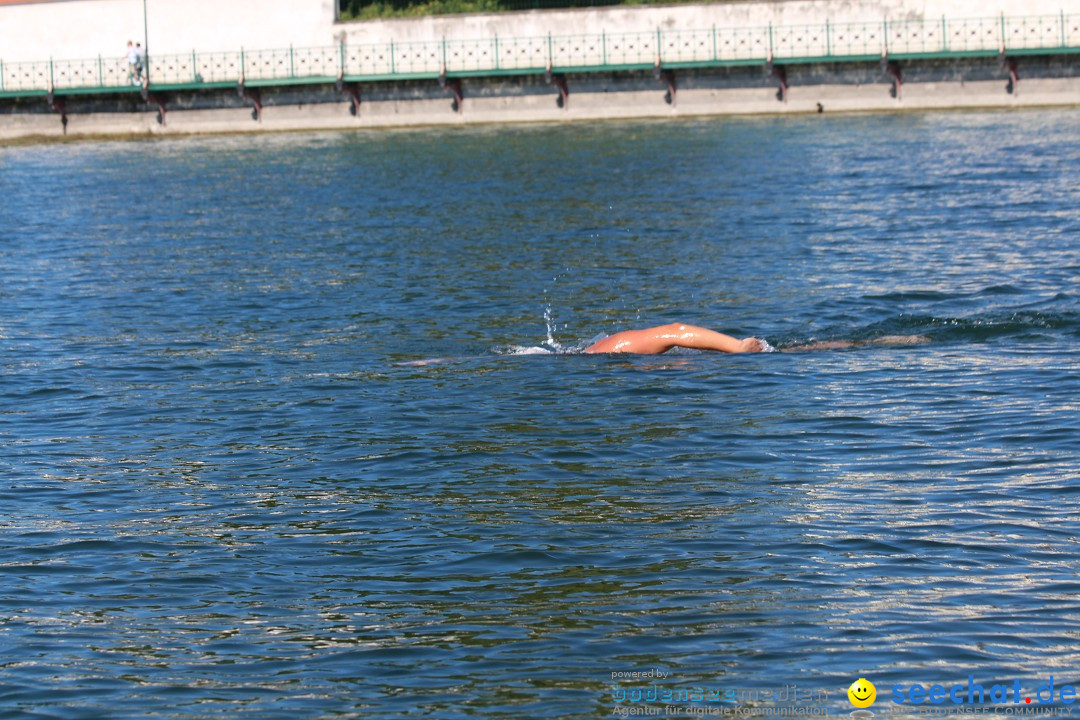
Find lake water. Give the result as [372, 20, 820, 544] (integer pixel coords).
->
[1, 110, 1078, 720]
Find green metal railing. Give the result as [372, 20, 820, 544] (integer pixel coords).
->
[1, 12, 1078, 97]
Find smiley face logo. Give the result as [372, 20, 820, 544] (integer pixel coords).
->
[848, 678, 877, 708]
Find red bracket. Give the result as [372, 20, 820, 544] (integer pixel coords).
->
[336, 78, 362, 116]
[439, 71, 463, 113]
[237, 81, 263, 122]
[882, 57, 902, 99]
[545, 65, 569, 109]
[46, 91, 68, 134]
[141, 86, 166, 125]
[654, 64, 676, 106]
[767, 61, 788, 102]
[1002, 55, 1019, 95]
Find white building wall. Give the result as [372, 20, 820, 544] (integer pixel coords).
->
[0, 0, 336, 62]
[339, 0, 1074, 45]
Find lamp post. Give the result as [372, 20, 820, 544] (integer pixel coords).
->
[141, 0, 149, 84]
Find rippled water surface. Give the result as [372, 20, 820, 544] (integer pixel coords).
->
[1, 111, 1079, 719]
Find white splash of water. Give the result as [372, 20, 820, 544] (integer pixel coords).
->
[543, 304, 565, 352]
[504, 345, 555, 355]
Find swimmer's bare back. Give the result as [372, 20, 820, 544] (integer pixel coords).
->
[585, 323, 765, 354]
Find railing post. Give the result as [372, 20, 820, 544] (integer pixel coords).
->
[999, 12, 1006, 52]
[98, 54, 103, 87]
[547, 32, 553, 68]
[339, 41, 346, 77]
[656, 27, 662, 63]
[192, 50, 197, 82]
[1, 60, 4, 92]
[1061, 10, 1066, 48]
[240, 47, 246, 80]
[602, 31, 607, 65]
[942, 16, 948, 52]
[442, 35, 448, 70]
[825, 20, 831, 56]
[883, 18, 888, 56]
[712, 24, 717, 61]
[290, 45, 295, 79]
[768, 23, 774, 58]
[494, 34, 499, 70]
[390, 41, 395, 74]
[49, 57, 54, 90]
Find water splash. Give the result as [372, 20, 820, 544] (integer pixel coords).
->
[501, 345, 556, 356]
[495, 304, 567, 356]
[543, 304, 564, 352]
[496, 303, 602, 356]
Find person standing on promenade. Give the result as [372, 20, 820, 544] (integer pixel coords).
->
[135, 43, 146, 83]
[126, 41, 139, 85]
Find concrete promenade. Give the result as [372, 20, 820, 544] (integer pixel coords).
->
[0, 0, 1071, 61]
[1, 0, 1078, 140]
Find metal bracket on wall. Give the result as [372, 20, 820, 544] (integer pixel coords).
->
[545, 64, 569, 109]
[237, 80, 263, 122]
[766, 59, 788, 103]
[654, 64, 676, 106]
[438, 70, 463, 113]
[336, 77, 362, 116]
[882, 56, 903, 100]
[141, 86, 167, 125]
[1001, 55, 1019, 95]
[46, 91, 68, 134]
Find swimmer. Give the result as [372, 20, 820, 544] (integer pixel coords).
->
[394, 325, 929, 365]
[585, 323, 767, 354]
[585, 323, 930, 355]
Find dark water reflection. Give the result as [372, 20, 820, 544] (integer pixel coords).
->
[1, 111, 1079, 719]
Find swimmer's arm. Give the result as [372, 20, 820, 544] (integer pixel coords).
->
[660, 325, 759, 353]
